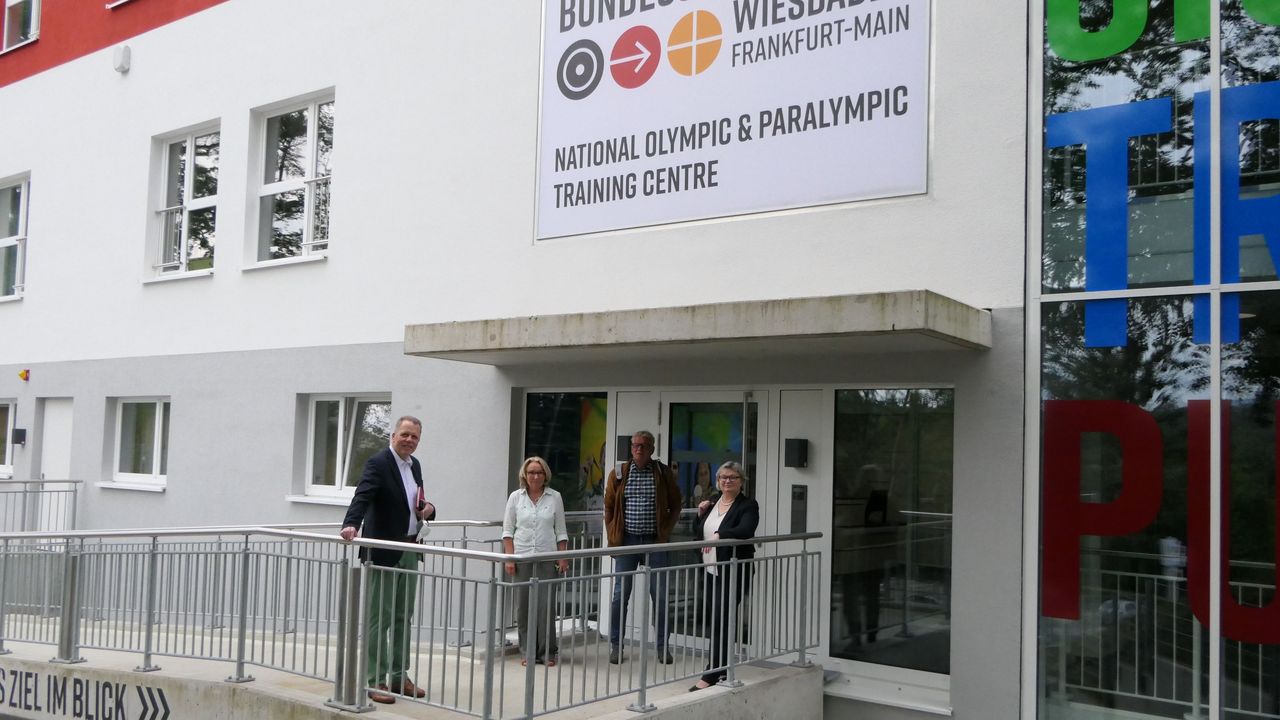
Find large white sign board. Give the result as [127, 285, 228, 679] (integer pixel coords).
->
[537, 0, 930, 240]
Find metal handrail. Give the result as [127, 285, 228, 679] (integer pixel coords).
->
[0, 479, 84, 485]
[0, 523, 820, 564]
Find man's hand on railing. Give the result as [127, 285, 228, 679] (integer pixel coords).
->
[339, 526, 357, 542]
[557, 559, 570, 573]
[504, 561, 517, 576]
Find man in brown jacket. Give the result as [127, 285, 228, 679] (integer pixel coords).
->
[603, 430, 682, 664]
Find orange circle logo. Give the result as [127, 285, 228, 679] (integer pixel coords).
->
[667, 11, 721, 76]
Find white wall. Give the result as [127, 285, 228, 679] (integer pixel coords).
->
[0, 0, 1026, 366]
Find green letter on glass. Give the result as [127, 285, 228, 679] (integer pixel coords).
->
[1047, 0, 1147, 61]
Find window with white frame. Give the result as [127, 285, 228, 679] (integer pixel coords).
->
[306, 395, 389, 496]
[258, 97, 333, 262]
[114, 399, 170, 484]
[0, 401, 13, 477]
[2, 0, 38, 52]
[156, 127, 219, 274]
[0, 177, 27, 298]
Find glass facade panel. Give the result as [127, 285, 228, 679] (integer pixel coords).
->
[1219, 291, 1280, 718]
[522, 392, 608, 512]
[1039, 297, 1208, 718]
[1042, 0, 1206, 294]
[830, 389, 952, 674]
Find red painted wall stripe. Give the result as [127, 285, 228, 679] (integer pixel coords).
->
[0, 0, 230, 89]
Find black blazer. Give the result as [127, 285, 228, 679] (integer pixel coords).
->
[342, 447, 436, 566]
[695, 493, 760, 564]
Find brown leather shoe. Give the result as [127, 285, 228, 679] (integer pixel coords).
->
[367, 685, 396, 704]
[396, 678, 427, 699]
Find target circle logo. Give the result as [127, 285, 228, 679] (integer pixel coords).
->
[667, 11, 722, 76]
[557, 39, 604, 100]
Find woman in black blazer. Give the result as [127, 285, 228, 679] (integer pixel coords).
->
[689, 461, 759, 691]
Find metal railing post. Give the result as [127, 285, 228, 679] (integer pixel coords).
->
[326, 554, 372, 713]
[453, 526, 471, 648]
[627, 558, 656, 713]
[524, 575, 539, 719]
[20, 482, 30, 531]
[51, 539, 84, 664]
[135, 536, 160, 672]
[281, 537, 295, 635]
[481, 577, 498, 720]
[724, 557, 743, 687]
[68, 483, 79, 531]
[792, 542, 812, 668]
[355, 562, 372, 710]
[226, 536, 255, 683]
[0, 538, 10, 655]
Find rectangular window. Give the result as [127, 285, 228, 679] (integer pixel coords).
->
[831, 388, 953, 676]
[0, 177, 28, 298]
[522, 392, 608, 512]
[2, 0, 37, 52]
[306, 395, 389, 496]
[156, 128, 218, 274]
[114, 399, 170, 484]
[257, 97, 333, 262]
[0, 401, 13, 477]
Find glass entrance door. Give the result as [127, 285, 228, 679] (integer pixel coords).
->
[658, 391, 767, 651]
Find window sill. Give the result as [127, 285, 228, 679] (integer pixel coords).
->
[243, 254, 327, 273]
[286, 494, 351, 507]
[106, 0, 137, 7]
[142, 269, 214, 285]
[96, 480, 166, 493]
[0, 294, 23, 305]
[824, 673, 952, 716]
[0, 37, 37, 57]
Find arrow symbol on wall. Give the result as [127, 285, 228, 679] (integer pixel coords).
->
[610, 42, 652, 72]
[136, 685, 170, 720]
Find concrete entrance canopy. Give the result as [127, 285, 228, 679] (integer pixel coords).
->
[404, 291, 992, 366]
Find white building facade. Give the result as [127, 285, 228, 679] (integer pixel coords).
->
[0, 0, 1113, 718]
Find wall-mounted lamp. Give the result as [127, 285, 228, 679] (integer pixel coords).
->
[17, 368, 29, 382]
[11, 428, 25, 446]
[784, 438, 808, 468]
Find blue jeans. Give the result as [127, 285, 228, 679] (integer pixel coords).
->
[609, 532, 670, 649]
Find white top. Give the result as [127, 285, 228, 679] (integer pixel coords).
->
[502, 487, 569, 554]
[701, 502, 728, 576]
[394, 451, 419, 535]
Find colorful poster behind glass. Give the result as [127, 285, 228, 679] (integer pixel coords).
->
[537, 0, 931, 239]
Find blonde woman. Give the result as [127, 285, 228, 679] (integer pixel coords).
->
[502, 457, 570, 666]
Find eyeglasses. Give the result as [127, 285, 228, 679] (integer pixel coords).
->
[526, 470, 546, 476]
[630, 443, 652, 449]
[718, 475, 741, 482]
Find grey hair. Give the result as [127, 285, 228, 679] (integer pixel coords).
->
[717, 461, 748, 486]
[395, 415, 422, 431]
[631, 430, 655, 447]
